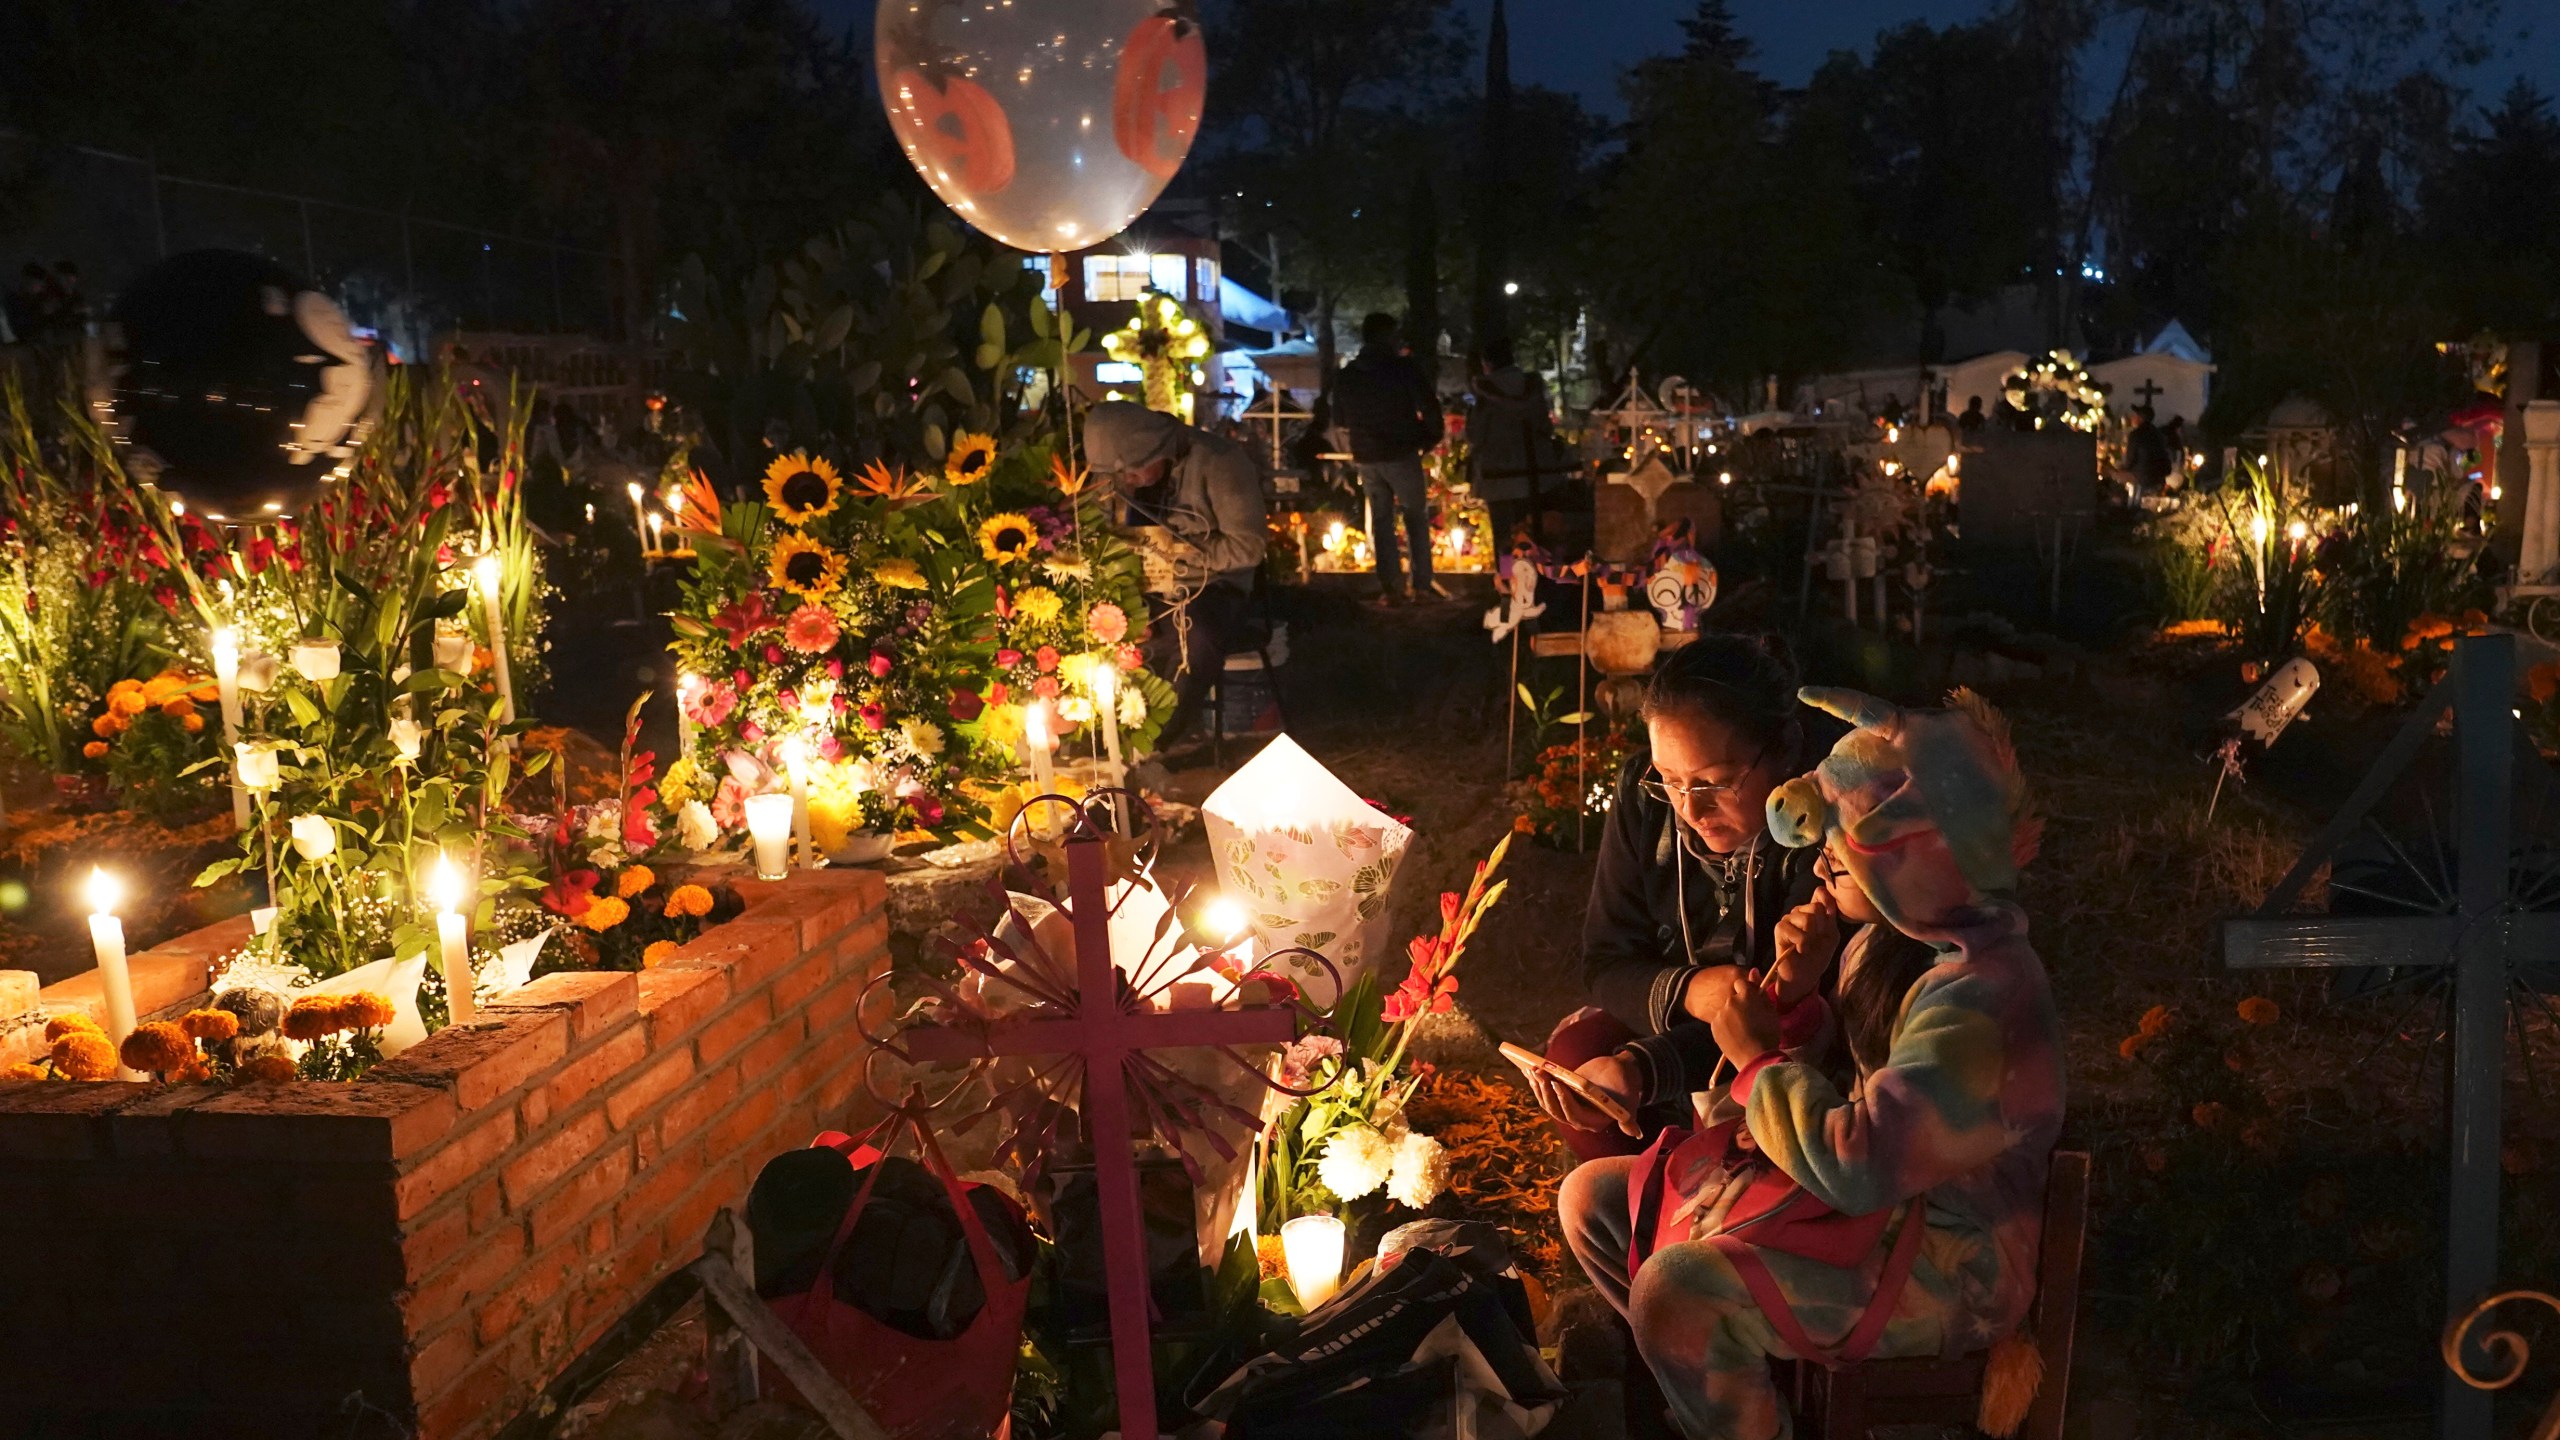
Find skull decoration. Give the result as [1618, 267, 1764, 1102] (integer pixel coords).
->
[1646, 549, 1718, 631]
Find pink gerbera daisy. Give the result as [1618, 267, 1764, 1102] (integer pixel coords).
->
[783, 603, 840, 655]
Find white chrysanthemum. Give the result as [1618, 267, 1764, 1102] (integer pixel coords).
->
[1316, 1124, 1395, 1200]
[676, 800, 720, 852]
[1386, 1130, 1449, 1210]
[901, 719, 945, 757]
[1117, 686, 1147, 727]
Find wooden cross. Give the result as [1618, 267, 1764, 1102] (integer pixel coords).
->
[901, 832, 1299, 1440]
[2133, 376, 2165, 409]
[2223, 634, 2549, 1440]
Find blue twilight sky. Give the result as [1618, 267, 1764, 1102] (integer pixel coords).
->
[822, 1, 2556, 121]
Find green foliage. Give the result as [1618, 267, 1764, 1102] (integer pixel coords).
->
[2316, 485, 2488, 654]
[2207, 462, 2323, 662]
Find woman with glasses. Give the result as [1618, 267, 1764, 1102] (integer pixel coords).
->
[1529, 634, 1839, 1159]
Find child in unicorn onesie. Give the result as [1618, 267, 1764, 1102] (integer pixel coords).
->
[1559, 688, 2064, 1440]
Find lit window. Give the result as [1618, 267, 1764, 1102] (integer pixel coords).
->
[1022, 255, 1059, 305]
[1196, 257, 1221, 300]
[1085, 255, 1152, 302]
[1150, 253, 1190, 299]
[1095, 361, 1144, 384]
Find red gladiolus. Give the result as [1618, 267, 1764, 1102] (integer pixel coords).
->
[542, 869, 601, 919]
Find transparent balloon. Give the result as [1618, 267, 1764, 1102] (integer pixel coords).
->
[876, 0, 1207, 254]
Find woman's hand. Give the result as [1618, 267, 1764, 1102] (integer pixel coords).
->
[1680, 963, 1748, 1024]
[1771, 891, 1840, 1007]
[1711, 978, 1784, 1067]
[1527, 1053, 1643, 1138]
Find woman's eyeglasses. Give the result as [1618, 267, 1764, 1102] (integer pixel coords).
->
[1640, 744, 1776, 807]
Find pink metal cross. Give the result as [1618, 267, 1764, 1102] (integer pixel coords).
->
[900, 832, 1298, 1440]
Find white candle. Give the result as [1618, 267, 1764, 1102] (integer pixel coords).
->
[675, 674, 700, 757]
[85, 867, 141, 1081]
[628, 482, 650, 555]
[745, 793, 795, 881]
[1280, 1214, 1346, 1311]
[1090, 663, 1127, 834]
[429, 854, 475, 1024]
[212, 628, 249, 828]
[648, 512, 665, 555]
[780, 737, 815, 870]
[1024, 700, 1056, 796]
[474, 555, 515, 726]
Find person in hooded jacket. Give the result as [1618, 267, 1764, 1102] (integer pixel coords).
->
[1083, 400, 1269, 749]
[1468, 338, 1560, 547]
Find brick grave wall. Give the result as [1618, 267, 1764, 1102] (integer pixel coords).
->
[0, 867, 891, 1440]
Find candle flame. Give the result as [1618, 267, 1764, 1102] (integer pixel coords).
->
[84, 866, 122, 916]
[1024, 699, 1051, 747]
[1090, 662, 1118, 704]
[626, 481, 645, 504]
[1201, 895, 1249, 943]
[428, 854, 468, 914]
[474, 553, 503, 598]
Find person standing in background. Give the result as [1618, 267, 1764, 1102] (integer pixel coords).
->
[1468, 337, 1559, 548]
[1330, 312, 1444, 605]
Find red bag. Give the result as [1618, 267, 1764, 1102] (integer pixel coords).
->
[765, 1116, 1030, 1439]
[1628, 1120, 1923, 1367]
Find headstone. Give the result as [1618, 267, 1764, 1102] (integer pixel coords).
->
[1597, 459, 1721, 562]
[1954, 429, 2097, 546]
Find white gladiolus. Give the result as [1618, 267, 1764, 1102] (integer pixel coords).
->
[287, 814, 336, 861]
[1386, 1131, 1449, 1210]
[1315, 1124, 1395, 1201]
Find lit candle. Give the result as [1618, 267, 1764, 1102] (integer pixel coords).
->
[84, 867, 141, 1081]
[211, 627, 249, 828]
[1024, 699, 1056, 797]
[429, 853, 475, 1024]
[780, 736, 815, 870]
[648, 512, 665, 555]
[675, 674, 700, 757]
[627, 481, 650, 555]
[1280, 1214, 1346, 1311]
[474, 554, 515, 726]
[744, 793, 794, 881]
[1091, 661, 1125, 773]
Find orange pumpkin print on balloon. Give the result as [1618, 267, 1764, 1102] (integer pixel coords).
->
[890, 65, 1018, 196]
[1114, 3, 1206, 181]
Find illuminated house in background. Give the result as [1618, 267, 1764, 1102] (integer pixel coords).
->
[1033, 208, 1298, 424]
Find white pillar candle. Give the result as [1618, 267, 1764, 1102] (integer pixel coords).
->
[744, 793, 795, 881]
[628, 482, 650, 555]
[473, 555, 515, 727]
[211, 627, 249, 829]
[1024, 699, 1056, 797]
[780, 737, 815, 869]
[648, 512, 665, 556]
[1280, 1214, 1346, 1311]
[429, 854, 475, 1024]
[84, 867, 142, 1081]
[1091, 662, 1126, 773]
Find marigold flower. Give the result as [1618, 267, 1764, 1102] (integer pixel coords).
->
[3, 1061, 48, 1081]
[91, 714, 123, 739]
[2237, 995, 2279, 1025]
[643, 940, 679, 969]
[180, 714, 205, 734]
[1256, 1234, 1287, 1282]
[178, 1009, 240, 1044]
[2137, 1004, 2171, 1037]
[108, 687, 149, 717]
[82, 740, 109, 758]
[2191, 1101, 2230, 1131]
[616, 865, 658, 899]
[160, 696, 196, 719]
[50, 1031, 117, 1081]
[2117, 1034, 2147, 1060]
[579, 896, 632, 933]
[664, 884, 715, 919]
[283, 995, 345, 1041]
[173, 1057, 215, 1084]
[44, 1012, 103, 1042]
[236, 1053, 301, 1084]
[341, 992, 398, 1032]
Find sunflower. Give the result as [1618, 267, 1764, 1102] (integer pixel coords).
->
[978, 512, 1040, 565]
[768, 532, 847, 599]
[945, 432, 997, 486]
[762, 452, 845, 524]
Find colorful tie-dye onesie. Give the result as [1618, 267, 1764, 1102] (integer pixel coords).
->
[1560, 688, 2065, 1440]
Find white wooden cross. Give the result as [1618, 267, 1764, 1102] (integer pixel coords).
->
[2223, 633, 2551, 1440]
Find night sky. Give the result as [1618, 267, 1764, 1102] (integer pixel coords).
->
[821, 0, 2554, 118]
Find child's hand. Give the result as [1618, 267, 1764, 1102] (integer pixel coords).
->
[1712, 976, 1784, 1066]
[1771, 890, 1839, 1007]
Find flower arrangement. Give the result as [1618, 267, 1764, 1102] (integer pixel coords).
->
[2001, 350, 2108, 432]
[6, 988, 397, 1085]
[1515, 729, 1640, 845]
[1099, 288, 1212, 421]
[1253, 836, 1511, 1279]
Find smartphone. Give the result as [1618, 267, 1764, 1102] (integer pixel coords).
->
[1498, 1041, 1637, 1129]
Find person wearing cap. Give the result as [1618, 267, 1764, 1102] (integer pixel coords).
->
[1082, 399, 1269, 750]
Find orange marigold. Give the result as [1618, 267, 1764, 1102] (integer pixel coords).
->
[2530, 662, 2560, 705]
[50, 1031, 116, 1080]
[2116, 1034, 2148, 1060]
[616, 865, 658, 899]
[236, 1053, 301, 1084]
[2237, 996, 2280, 1026]
[2137, 1004, 2172, 1037]
[1256, 1234, 1288, 1282]
[642, 940, 679, 969]
[160, 696, 196, 720]
[5, 1061, 50, 1081]
[173, 1057, 215, 1084]
[283, 995, 345, 1041]
[178, 1009, 240, 1044]
[663, 884, 714, 919]
[341, 992, 398, 1032]
[579, 896, 632, 932]
[44, 1011, 103, 1042]
[82, 740, 109, 759]
[121, 1021, 196, 1076]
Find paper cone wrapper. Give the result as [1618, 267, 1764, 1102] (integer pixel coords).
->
[1202, 735, 1412, 1009]
[307, 953, 432, 1056]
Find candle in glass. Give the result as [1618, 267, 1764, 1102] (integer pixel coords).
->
[474, 554, 515, 726]
[428, 854, 476, 1024]
[628, 481, 650, 555]
[211, 627, 249, 828]
[744, 793, 794, 880]
[84, 867, 142, 1080]
[1280, 1214, 1346, 1311]
[780, 736, 815, 870]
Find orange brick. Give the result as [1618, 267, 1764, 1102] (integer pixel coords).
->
[614, 1133, 708, 1236]
[402, 1204, 473, 1284]
[414, 1347, 519, 1440]
[804, 976, 866, 1039]
[734, 1014, 805, 1086]
[501, 1110, 610, 1209]
[528, 1138, 633, 1250]
[400, 1220, 529, 1333]
[0, 1082, 145, 1160]
[705, 1086, 779, 1161]
[406, 1321, 482, 1416]
[605, 1049, 696, 1133]
[489, 971, 639, 1039]
[768, 948, 833, 1015]
[567, 1226, 667, 1347]
[467, 1176, 506, 1234]
[42, 948, 213, 1025]
[659, 1163, 748, 1258]
[373, 1013, 571, 1114]
[473, 1240, 581, 1346]
[652, 1061, 739, 1152]
[719, 917, 803, 991]
[532, 1024, 649, 1123]
[636, 964, 730, 1047]
[396, 1110, 520, 1220]
[692, 993, 772, 1067]
[180, 1080, 459, 1163]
